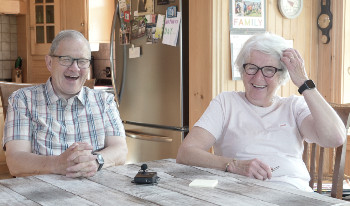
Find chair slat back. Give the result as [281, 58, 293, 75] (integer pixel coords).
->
[304, 103, 350, 199]
[0, 82, 37, 119]
[0, 79, 95, 119]
[84, 79, 95, 89]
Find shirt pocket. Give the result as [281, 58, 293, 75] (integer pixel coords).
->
[76, 113, 105, 150]
[32, 116, 63, 155]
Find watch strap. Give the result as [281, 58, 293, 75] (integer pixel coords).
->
[97, 161, 103, 171]
[298, 80, 315, 94]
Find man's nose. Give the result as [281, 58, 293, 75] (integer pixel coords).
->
[68, 60, 80, 70]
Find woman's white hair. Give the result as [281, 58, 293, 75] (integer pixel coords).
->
[235, 32, 290, 85]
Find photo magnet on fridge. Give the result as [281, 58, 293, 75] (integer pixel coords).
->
[138, 0, 154, 16]
[131, 20, 139, 40]
[119, 26, 130, 45]
[166, 6, 177, 18]
[124, 11, 130, 22]
[119, 0, 131, 18]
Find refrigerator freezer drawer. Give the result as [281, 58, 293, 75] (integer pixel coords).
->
[124, 126, 183, 164]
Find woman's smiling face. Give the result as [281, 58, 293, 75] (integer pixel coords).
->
[242, 50, 281, 107]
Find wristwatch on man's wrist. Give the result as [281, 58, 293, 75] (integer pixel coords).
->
[94, 153, 104, 171]
[298, 80, 316, 94]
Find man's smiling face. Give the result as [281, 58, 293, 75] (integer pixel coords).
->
[46, 37, 90, 100]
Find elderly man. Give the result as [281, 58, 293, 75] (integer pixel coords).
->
[3, 30, 127, 178]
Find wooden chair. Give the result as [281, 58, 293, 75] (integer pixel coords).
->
[303, 103, 350, 199]
[84, 79, 95, 89]
[0, 79, 95, 118]
[0, 82, 38, 119]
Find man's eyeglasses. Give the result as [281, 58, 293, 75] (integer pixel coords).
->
[243, 63, 282, 78]
[51, 55, 91, 69]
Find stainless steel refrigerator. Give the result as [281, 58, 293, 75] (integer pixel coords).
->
[110, 0, 188, 164]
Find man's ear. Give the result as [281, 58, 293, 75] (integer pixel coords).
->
[45, 55, 53, 72]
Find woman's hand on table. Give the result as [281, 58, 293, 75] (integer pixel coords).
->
[229, 158, 272, 181]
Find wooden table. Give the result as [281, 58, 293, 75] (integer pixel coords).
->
[0, 159, 348, 206]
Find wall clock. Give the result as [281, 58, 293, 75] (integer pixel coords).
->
[278, 0, 303, 19]
[317, 0, 332, 44]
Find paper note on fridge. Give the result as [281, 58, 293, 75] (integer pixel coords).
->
[154, 14, 165, 39]
[162, 12, 181, 47]
[129, 46, 141, 58]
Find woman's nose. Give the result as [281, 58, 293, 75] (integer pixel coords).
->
[253, 69, 265, 79]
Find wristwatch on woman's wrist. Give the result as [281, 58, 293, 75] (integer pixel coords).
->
[298, 79, 316, 94]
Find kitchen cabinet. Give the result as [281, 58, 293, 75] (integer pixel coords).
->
[0, 0, 26, 15]
[61, 0, 114, 43]
[61, 0, 87, 37]
[29, 0, 61, 56]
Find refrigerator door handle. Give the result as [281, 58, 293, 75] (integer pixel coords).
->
[110, 1, 127, 105]
[110, 1, 119, 104]
[126, 130, 173, 143]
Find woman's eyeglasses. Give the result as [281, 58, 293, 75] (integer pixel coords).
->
[243, 63, 282, 78]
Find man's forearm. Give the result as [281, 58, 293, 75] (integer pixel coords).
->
[6, 152, 62, 177]
[98, 137, 128, 168]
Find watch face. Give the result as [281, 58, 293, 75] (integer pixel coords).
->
[96, 154, 104, 164]
[305, 80, 315, 88]
[278, 0, 303, 19]
[318, 14, 330, 29]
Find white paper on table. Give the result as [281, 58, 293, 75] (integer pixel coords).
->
[189, 179, 218, 188]
[162, 12, 181, 47]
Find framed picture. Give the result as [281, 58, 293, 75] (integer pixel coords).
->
[138, 0, 154, 16]
[230, 0, 266, 31]
[229, 0, 266, 80]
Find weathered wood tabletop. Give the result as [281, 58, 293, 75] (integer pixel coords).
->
[0, 159, 348, 206]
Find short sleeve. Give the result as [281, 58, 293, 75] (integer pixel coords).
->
[104, 93, 125, 138]
[194, 94, 225, 140]
[3, 91, 32, 149]
[292, 95, 311, 133]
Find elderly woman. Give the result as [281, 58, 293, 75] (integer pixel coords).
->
[176, 33, 346, 191]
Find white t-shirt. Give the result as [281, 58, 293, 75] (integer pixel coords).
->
[195, 91, 313, 192]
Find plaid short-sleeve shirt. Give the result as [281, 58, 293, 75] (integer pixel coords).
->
[3, 79, 125, 156]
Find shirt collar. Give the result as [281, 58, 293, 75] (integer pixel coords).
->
[45, 78, 86, 106]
